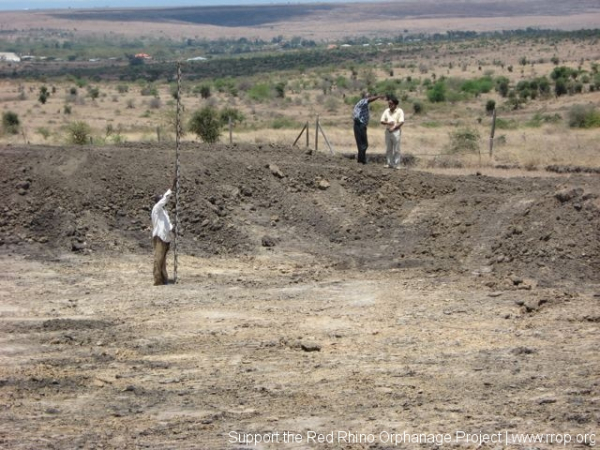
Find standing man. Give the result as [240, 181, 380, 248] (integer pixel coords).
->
[380, 95, 405, 169]
[353, 92, 385, 164]
[151, 178, 176, 286]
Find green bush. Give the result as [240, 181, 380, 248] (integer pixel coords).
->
[568, 104, 600, 128]
[2, 111, 20, 135]
[66, 121, 92, 145]
[461, 77, 493, 95]
[447, 127, 480, 154]
[219, 107, 245, 126]
[38, 86, 50, 105]
[247, 83, 271, 102]
[188, 106, 222, 143]
[427, 80, 446, 103]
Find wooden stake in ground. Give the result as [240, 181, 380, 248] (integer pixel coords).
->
[489, 108, 496, 158]
[174, 62, 182, 283]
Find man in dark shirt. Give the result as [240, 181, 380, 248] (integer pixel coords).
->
[353, 92, 385, 164]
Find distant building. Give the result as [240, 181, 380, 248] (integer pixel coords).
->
[135, 53, 152, 60]
[186, 56, 207, 61]
[0, 52, 21, 62]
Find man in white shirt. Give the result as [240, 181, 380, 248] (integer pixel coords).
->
[151, 179, 176, 285]
[380, 95, 405, 169]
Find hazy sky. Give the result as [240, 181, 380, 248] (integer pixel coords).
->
[0, 0, 358, 11]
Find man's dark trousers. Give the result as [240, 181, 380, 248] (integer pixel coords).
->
[353, 118, 369, 164]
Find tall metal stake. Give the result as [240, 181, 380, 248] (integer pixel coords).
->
[174, 62, 182, 283]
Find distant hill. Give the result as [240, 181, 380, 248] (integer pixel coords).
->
[3, 0, 600, 40]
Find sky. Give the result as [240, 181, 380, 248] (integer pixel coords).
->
[0, 0, 360, 11]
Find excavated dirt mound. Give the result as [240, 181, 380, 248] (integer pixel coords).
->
[2, 142, 600, 450]
[2, 142, 599, 286]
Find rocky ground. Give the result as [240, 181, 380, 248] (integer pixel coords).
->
[0, 142, 599, 449]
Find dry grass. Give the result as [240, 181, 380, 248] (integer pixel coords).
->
[1, 36, 599, 169]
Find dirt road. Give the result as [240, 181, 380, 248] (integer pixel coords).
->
[0, 143, 599, 449]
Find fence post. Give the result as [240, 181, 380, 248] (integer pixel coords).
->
[489, 108, 496, 158]
[318, 121, 335, 155]
[315, 115, 319, 152]
[293, 122, 309, 147]
[229, 116, 233, 144]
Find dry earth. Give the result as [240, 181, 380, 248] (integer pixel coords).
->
[0, 142, 599, 449]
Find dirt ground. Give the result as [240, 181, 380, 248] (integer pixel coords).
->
[0, 142, 599, 449]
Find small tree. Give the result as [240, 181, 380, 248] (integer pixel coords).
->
[219, 107, 245, 126]
[66, 121, 92, 145]
[199, 85, 211, 99]
[188, 106, 222, 143]
[275, 81, 286, 98]
[2, 111, 20, 134]
[38, 86, 50, 104]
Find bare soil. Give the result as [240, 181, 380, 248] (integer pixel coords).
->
[0, 142, 599, 449]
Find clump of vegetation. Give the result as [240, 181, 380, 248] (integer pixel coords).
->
[36, 127, 51, 140]
[219, 107, 245, 126]
[66, 121, 92, 145]
[447, 127, 480, 154]
[188, 106, 222, 143]
[38, 86, 50, 105]
[525, 113, 562, 128]
[247, 83, 272, 102]
[2, 111, 20, 135]
[568, 104, 600, 129]
[427, 80, 446, 103]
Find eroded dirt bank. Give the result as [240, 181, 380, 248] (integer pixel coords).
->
[0, 143, 599, 449]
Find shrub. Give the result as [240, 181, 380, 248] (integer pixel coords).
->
[526, 113, 562, 128]
[2, 111, 20, 134]
[37, 127, 51, 140]
[447, 127, 480, 154]
[495, 77, 510, 97]
[88, 86, 100, 100]
[39, 86, 50, 104]
[461, 77, 493, 95]
[413, 101, 423, 114]
[198, 85, 211, 99]
[427, 80, 446, 103]
[188, 106, 222, 143]
[66, 121, 92, 145]
[568, 104, 600, 128]
[248, 83, 271, 102]
[275, 82, 286, 98]
[148, 97, 162, 109]
[219, 107, 245, 126]
[485, 99, 496, 114]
